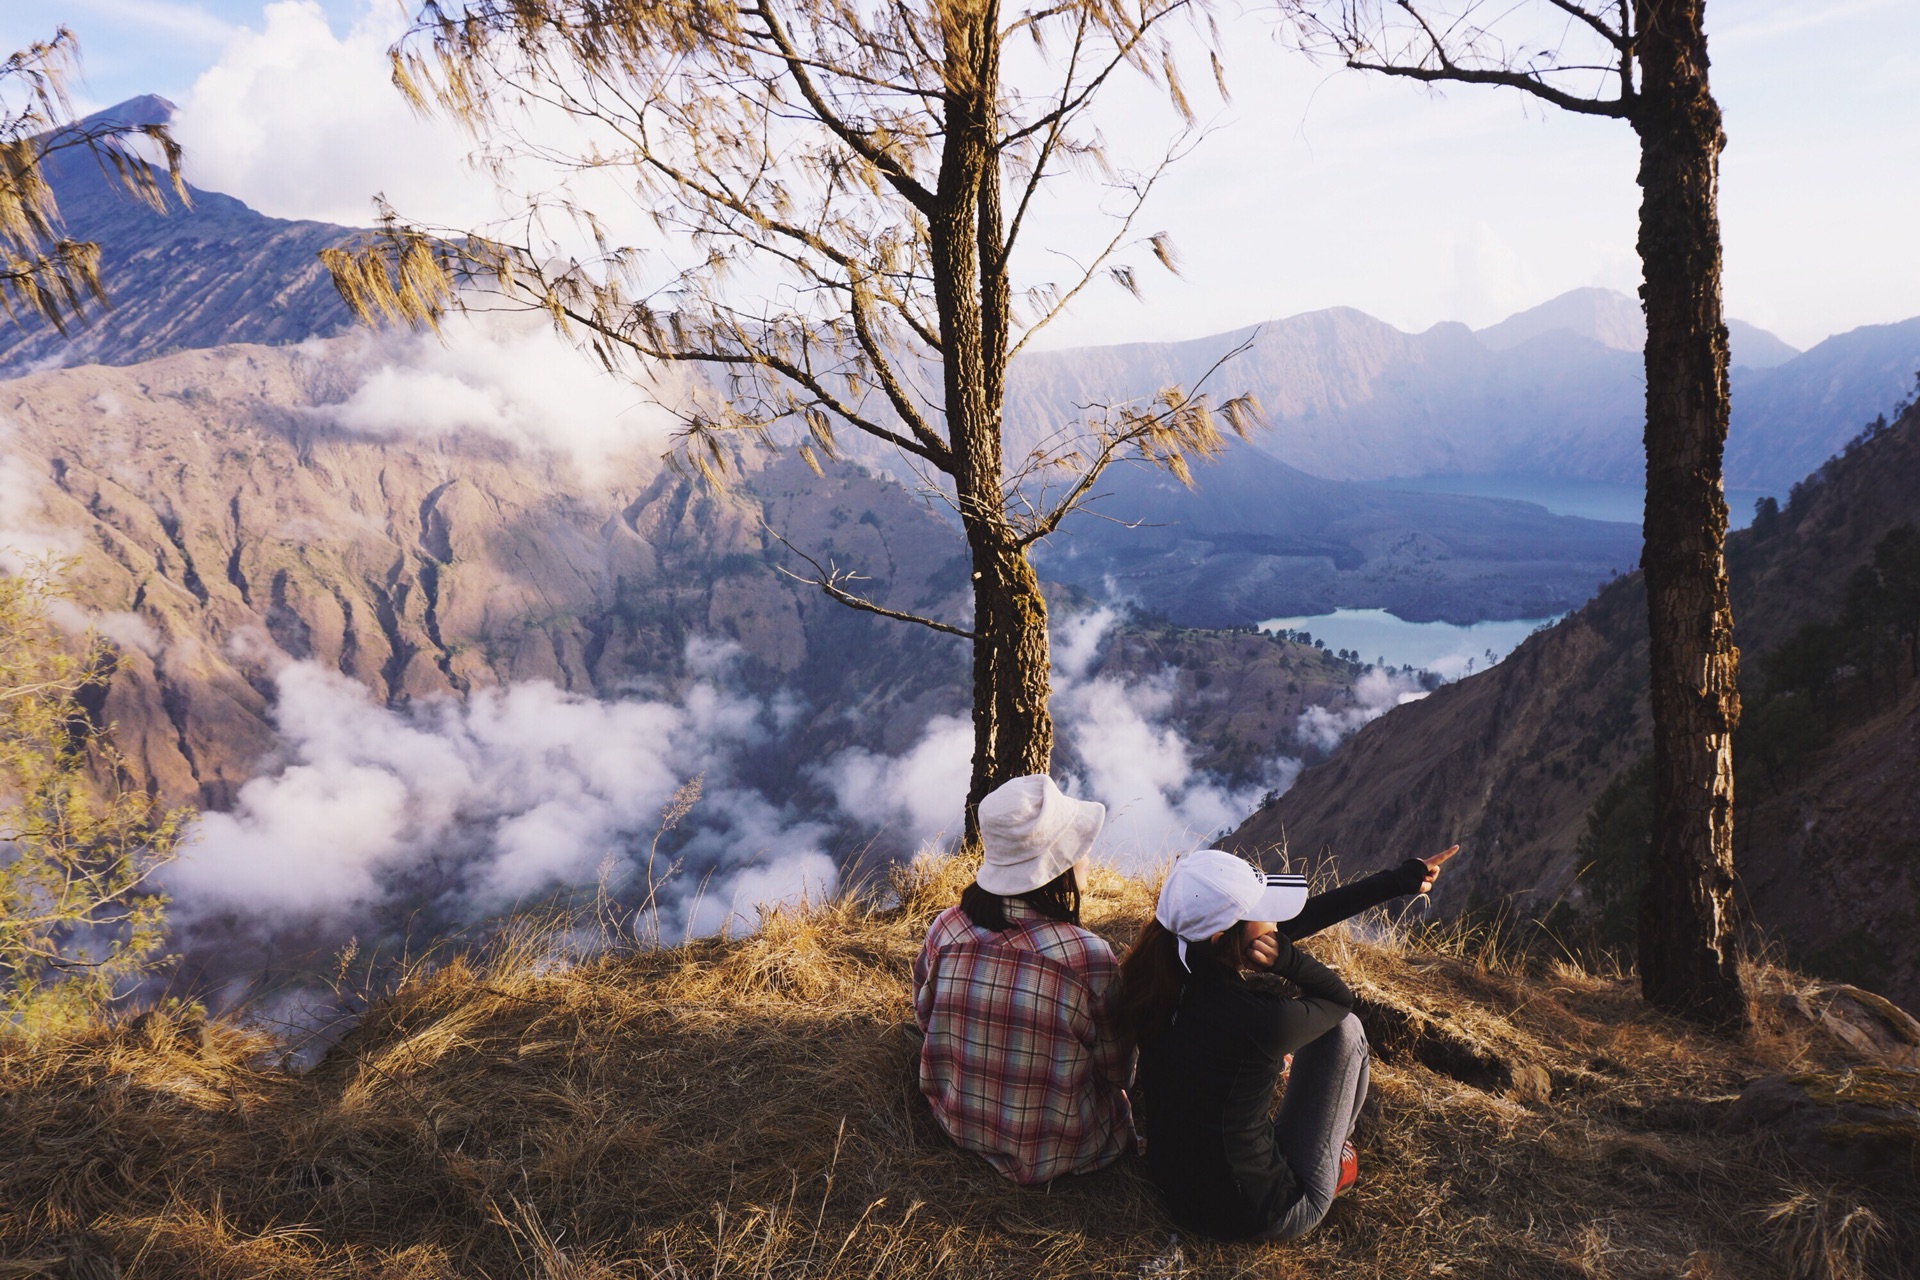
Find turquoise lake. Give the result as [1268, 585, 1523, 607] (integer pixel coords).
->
[1257, 608, 1560, 679]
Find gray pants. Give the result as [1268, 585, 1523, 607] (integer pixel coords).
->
[1253, 1013, 1371, 1242]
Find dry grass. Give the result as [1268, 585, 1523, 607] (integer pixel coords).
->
[2, 854, 1915, 1279]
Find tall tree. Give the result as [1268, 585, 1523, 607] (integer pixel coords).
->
[324, 0, 1254, 840]
[1, 28, 186, 333]
[1284, 0, 1748, 1025]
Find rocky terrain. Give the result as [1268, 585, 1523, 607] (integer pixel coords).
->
[1, 339, 958, 810]
[1230, 398, 1920, 1007]
[0, 337, 1375, 816]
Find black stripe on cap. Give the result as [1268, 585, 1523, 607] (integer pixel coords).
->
[1263, 874, 1308, 887]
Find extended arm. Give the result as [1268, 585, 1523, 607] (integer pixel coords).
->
[1280, 859, 1429, 941]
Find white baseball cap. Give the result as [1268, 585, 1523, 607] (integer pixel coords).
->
[1155, 849, 1309, 969]
[974, 774, 1106, 896]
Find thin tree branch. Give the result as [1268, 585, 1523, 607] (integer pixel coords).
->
[1346, 57, 1631, 117]
[761, 518, 974, 638]
[750, 0, 937, 213]
[1015, 333, 1258, 547]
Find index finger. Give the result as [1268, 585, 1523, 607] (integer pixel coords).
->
[1423, 844, 1461, 869]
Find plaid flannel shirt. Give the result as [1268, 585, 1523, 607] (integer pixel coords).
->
[912, 902, 1134, 1185]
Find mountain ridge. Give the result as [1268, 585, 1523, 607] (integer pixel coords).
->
[0, 96, 357, 377]
[8, 99, 1914, 500]
[1037, 439, 1641, 626]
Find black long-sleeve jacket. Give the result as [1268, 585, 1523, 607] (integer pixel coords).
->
[1135, 858, 1428, 1238]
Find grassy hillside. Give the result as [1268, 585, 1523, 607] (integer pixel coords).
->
[4, 856, 1916, 1279]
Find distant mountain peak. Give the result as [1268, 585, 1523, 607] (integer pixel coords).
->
[1475, 287, 1645, 354]
[1725, 318, 1801, 370]
[81, 94, 177, 129]
[0, 96, 354, 377]
[1474, 286, 1800, 370]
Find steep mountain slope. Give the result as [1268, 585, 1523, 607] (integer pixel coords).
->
[1728, 318, 1920, 490]
[1229, 400, 1920, 1006]
[0, 96, 355, 377]
[1037, 440, 1641, 625]
[1, 340, 960, 810]
[1, 337, 1368, 818]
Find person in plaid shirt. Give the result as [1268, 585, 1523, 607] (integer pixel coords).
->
[913, 774, 1133, 1184]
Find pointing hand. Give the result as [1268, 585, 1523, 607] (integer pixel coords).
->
[1418, 845, 1460, 894]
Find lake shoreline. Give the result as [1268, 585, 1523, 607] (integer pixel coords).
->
[1257, 607, 1561, 680]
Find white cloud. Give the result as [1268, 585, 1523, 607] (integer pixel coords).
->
[0, 451, 81, 573]
[820, 607, 1301, 868]
[1057, 668, 1292, 866]
[167, 652, 836, 939]
[311, 315, 686, 479]
[171, 1, 490, 228]
[820, 713, 973, 848]
[684, 850, 839, 938]
[1295, 666, 1429, 753]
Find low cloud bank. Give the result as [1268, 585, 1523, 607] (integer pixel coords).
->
[169, 648, 836, 943]
[823, 609, 1301, 868]
[171, 608, 1316, 956]
[1296, 666, 1430, 753]
[310, 316, 685, 479]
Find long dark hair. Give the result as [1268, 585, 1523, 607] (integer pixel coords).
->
[1118, 919, 1254, 1045]
[959, 867, 1081, 931]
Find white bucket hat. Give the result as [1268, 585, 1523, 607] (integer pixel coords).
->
[974, 774, 1106, 896]
[1155, 849, 1309, 969]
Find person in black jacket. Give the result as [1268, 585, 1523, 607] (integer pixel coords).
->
[1119, 846, 1456, 1241]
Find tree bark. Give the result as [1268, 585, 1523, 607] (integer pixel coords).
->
[929, 0, 1055, 845]
[964, 537, 1055, 826]
[1631, 0, 1749, 1027]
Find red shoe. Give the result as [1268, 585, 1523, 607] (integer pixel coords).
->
[1333, 1141, 1358, 1198]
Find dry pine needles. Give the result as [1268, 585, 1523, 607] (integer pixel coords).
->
[2, 854, 1915, 1279]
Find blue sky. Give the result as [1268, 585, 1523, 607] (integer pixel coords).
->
[5, 0, 1917, 351]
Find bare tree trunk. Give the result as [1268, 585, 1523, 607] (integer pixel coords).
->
[1632, 0, 1749, 1027]
[963, 538, 1055, 834]
[932, 0, 1056, 846]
